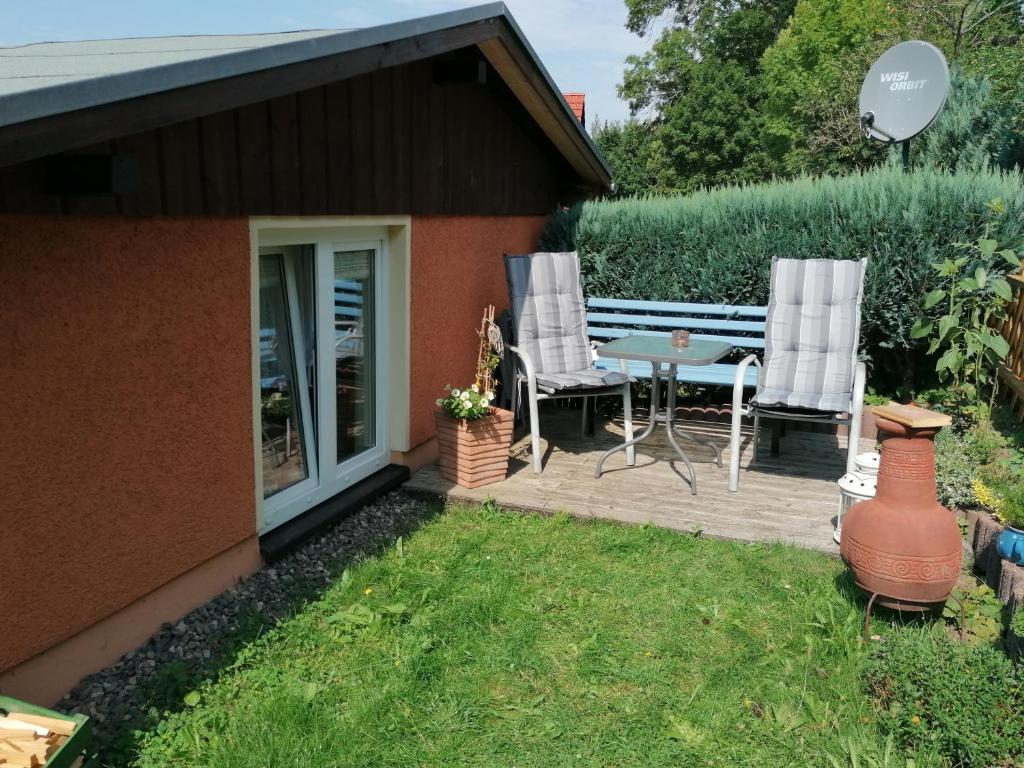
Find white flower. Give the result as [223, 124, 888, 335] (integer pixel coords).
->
[436, 398, 444, 406]
[471, 384, 480, 393]
[461, 391, 471, 401]
[484, 391, 495, 402]
[451, 388, 460, 397]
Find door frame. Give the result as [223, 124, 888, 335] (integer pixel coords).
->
[249, 217, 411, 534]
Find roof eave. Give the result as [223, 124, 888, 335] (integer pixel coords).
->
[0, 2, 611, 190]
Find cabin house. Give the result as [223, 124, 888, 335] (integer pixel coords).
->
[0, 2, 610, 703]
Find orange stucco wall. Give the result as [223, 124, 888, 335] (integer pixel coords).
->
[0, 216, 256, 675]
[408, 215, 546, 448]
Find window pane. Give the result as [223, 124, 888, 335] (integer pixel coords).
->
[259, 253, 310, 498]
[335, 249, 375, 463]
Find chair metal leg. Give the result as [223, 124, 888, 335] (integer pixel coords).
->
[728, 403, 744, 492]
[579, 396, 590, 438]
[751, 410, 761, 463]
[622, 383, 635, 466]
[527, 383, 543, 474]
[596, 366, 658, 478]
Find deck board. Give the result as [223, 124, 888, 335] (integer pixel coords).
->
[404, 407, 876, 554]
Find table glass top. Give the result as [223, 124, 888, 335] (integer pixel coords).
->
[596, 335, 733, 366]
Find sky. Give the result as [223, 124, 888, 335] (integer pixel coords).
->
[0, 0, 657, 123]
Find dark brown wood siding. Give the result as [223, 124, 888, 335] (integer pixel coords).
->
[0, 52, 582, 217]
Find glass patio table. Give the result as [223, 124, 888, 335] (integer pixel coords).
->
[594, 335, 733, 495]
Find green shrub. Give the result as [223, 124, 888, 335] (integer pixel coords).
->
[993, 483, 1024, 530]
[539, 168, 1024, 392]
[1012, 605, 1024, 638]
[935, 425, 989, 510]
[865, 627, 1024, 766]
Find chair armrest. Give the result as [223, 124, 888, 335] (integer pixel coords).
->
[732, 354, 762, 415]
[507, 344, 538, 390]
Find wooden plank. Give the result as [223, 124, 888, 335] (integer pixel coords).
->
[348, 74, 373, 214]
[198, 110, 241, 215]
[390, 63, 411, 214]
[589, 327, 766, 349]
[587, 297, 768, 317]
[442, 83, 465, 212]
[999, 274, 1024, 422]
[237, 101, 272, 213]
[370, 68, 393, 212]
[0, 159, 62, 213]
[0, 48, 581, 218]
[113, 130, 163, 215]
[324, 79, 352, 214]
[405, 408, 866, 555]
[587, 312, 765, 333]
[870, 403, 951, 429]
[62, 141, 119, 215]
[297, 86, 327, 214]
[158, 120, 203, 214]
[477, 31, 608, 189]
[269, 94, 302, 214]
[4, 714, 73, 736]
[410, 59, 443, 213]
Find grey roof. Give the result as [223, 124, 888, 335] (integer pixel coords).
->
[0, 31, 344, 101]
[0, 2, 611, 184]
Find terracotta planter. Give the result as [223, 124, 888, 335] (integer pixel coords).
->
[839, 417, 962, 611]
[434, 408, 514, 489]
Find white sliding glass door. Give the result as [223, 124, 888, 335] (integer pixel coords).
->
[257, 234, 388, 532]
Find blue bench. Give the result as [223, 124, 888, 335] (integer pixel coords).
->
[587, 297, 767, 389]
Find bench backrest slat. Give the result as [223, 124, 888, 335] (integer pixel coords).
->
[587, 297, 766, 318]
[587, 311, 765, 334]
[588, 327, 765, 349]
[585, 296, 767, 387]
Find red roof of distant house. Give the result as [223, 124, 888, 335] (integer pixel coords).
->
[563, 92, 585, 126]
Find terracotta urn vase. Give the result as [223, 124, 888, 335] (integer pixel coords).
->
[839, 406, 961, 611]
[434, 407, 514, 489]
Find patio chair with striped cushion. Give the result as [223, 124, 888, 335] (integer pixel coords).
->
[728, 257, 868, 491]
[505, 251, 635, 473]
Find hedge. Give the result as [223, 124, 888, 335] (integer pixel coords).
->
[539, 168, 1024, 392]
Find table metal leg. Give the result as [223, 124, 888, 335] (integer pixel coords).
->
[594, 362, 659, 478]
[664, 413, 698, 495]
[665, 366, 723, 468]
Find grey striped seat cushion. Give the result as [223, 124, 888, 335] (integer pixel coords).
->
[752, 257, 867, 413]
[535, 368, 630, 393]
[505, 251, 594, 377]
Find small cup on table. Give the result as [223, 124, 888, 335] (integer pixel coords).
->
[671, 329, 690, 348]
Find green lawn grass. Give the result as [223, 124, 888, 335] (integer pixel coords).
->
[134, 504, 929, 767]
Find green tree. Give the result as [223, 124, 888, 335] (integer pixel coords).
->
[902, 69, 1024, 172]
[617, 0, 795, 192]
[759, 0, 1024, 176]
[759, 0, 902, 174]
[591, 119, 680, 198]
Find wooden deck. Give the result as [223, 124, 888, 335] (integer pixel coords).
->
[405, 406, 876, 554]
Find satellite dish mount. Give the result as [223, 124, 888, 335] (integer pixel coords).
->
[858, 41, 950, 169]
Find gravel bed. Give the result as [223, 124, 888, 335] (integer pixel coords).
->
[58, 490, 439, 760]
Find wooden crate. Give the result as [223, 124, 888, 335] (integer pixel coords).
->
[0, 696, 96, 768]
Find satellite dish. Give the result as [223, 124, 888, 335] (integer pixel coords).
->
[859, 41, 949, 144]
